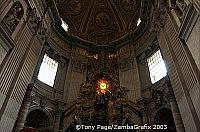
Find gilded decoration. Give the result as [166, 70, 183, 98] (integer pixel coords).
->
[55, 0, 144, 44]
[63, 52, 140, 128]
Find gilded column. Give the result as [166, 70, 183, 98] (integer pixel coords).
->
[13, 83, 34, 132]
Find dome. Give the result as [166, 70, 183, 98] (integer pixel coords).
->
[56, 0, 147, 45]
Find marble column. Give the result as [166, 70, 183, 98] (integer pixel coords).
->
[163, 79, 186, 132]
[13, 83, 34, 132]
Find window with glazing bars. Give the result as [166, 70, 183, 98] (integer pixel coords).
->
[147, 50, 167, 84]
[37, 54, 58, 87]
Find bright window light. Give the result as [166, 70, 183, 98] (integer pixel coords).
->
[137, 18, 141, 26]
[61, 19, 68, 31]
[147, 50, 167, 84]
[37, 54, 58, 87]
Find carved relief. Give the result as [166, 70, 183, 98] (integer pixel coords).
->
[27, 8, 40, 33]
[121, 0, 136, 12]
[56, 0, 143, 44]
[95, 12, 111, 27]
[2, 2, 24, 33]
[37, 26, 47, 42]
[26, 8, 49, 41]
[151, 1, 169, 33]
[67, 0, 82, 15]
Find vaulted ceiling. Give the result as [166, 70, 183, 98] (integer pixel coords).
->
[56, 0, 142, 45]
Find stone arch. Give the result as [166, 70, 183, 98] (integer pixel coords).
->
[154, 108, 177, 132]
[28, 105, 54, 125]
[2, 1, 24, 33]
[25, 109, 50, 129]
[151, 104, 171, 121]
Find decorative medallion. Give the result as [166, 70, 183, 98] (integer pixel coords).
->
[121, 0, 136, 12]
[95, 12, 111, 27]
[67, 0, 82, 15]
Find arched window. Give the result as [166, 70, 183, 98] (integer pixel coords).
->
[2, 2, 24, 33]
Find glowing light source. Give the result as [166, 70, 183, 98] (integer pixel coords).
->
[96, 78, 110, 95]
[137, 18, 141, 26]
[100, 82, 107, 90]
[61, 19, 68, 31]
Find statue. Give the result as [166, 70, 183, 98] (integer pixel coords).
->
[2, 2, 24, 32]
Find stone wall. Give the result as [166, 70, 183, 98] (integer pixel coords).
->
[0, 19, 43, 132]
[0, 0, 47, 131]
[186, 17, 200, 70]
[158, 13, 200, 132]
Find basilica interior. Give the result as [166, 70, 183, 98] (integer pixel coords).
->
[0, 0, 200, 132]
